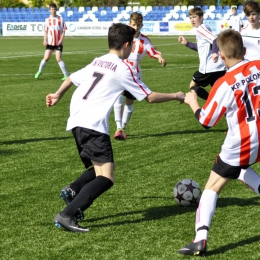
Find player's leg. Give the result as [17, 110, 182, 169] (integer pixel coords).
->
[190, 80, 209, 100]
[55, 46, 69, 80]
[178, 171, 229, 256]
[35, 48, 53, 79]
[113, 93, 124, 140]
[237, 167, 260, 194]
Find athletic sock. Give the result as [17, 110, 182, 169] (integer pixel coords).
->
[194, 189, 218, 242]
[114, 95, 123, 129]
[190, 86, 209, 100]
[237, 167, 260, 194]
[122, 104, 133, 129]
[39, 59, 46, 72]
[60, 176, 113, 217]
[70, 167, 96, 193]
[58, 61, 69, 76]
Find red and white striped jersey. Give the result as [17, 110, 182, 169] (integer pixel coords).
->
[199, 60, 260, 166]
[67, 53, 152, 134]
[44, 15, 67, 46]
[125, 33, 161, 79]
[240, 24, 260, 61]
[196, 24, 225, 73]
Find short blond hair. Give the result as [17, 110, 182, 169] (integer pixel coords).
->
[130, 12, 143, 23]
[217, 29, 244, 59]
[188, 7, 203, 17]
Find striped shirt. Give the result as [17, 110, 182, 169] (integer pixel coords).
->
[241, 24, 260, 61]
[199, 60, 260, 166]
[195, 24, 225, 74]
[44, 15, 67, 46]
[125, 33, 161, 79]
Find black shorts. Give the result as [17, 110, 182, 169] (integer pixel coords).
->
[212, 155, 250, 179]
[124, 91, 136, 100]
[46, 44, 63, 52]
[72, 127, 114, 169]
[192, 70, 226, 87]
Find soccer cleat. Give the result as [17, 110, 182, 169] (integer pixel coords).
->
[61, 76, 68, 81]
[121, 129, 127, 140]
[54, 213, 89, 233]
[60, 185, 84, 220]
[178, 240, 207, 256]
[35, 71, 42, 79]
[114, 129, 123, 140]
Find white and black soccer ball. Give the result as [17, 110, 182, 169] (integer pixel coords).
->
[173, 179, 201, 206]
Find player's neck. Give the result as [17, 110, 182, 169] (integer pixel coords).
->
[226, 59, 244, 70]
[250, 22, 260, 30]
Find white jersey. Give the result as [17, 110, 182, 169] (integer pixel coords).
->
[67, 53, 152, 134]
[240, 24, 260, 61]
[196, 24, 226, 74]
[199, 60, 260, 166]
[125, 33, 161, 79]
[44, 15, 66, 46]
[229, 14, 243, 32]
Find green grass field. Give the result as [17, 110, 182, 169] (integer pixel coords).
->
[1, 36, 260, 260]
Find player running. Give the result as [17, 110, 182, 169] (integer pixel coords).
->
[179, 29, 260, 256]
[113, 12, 167, 140]
[35, 3, 69, 81]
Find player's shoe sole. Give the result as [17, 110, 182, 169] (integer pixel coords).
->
[35, 71, 42, 79]
[54, 213, 89, 233]
[60, 186, 84, 220]
[178, 240, 207, 256]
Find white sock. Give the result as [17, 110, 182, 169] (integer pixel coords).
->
[114, 95, 123, 129]
[122, 104, 133, 129]
[58, 61, 69, 76]
[39, 59, 46, 72]
[194, 189, 218, 242]
[237, 167, 260, 194]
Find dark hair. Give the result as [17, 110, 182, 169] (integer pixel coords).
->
[130, 12, 143, 23]
[49, 3, 57, 9]
[108, 23, 136, 50]
[243, 1, 260, 16]
[217, 29, 244, 59]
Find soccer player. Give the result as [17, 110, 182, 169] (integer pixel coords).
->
[229, 6, 243, 32]
[178, 7, 226, 101]
[35, 3, 69, 80]
[241, 1, 260, 61]
[113, 12, 167, 140]
[46, 23, 185, 232]
[178, 29, 260, 256]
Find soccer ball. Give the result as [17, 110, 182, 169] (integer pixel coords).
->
[173, 179, 201, 206]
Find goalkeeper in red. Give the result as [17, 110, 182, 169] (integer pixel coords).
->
[179, 29, 260, 256]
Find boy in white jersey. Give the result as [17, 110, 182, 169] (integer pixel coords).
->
[113, 12, 167, 140]
[179, 29, 260, 256]
[178, 7, 226, 101]
[35, 3, 69, 81]
[241, 1, 260, 61]
[46, 23, 185, 232]
[229, 6, 243, 32]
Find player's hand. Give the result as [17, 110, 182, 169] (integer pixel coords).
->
[184, 90, 197, 105]
[46, 94, 60, 107]
[178, 36, 187, 45]
[43, 41, 47, 46]
[212, 53, 219, 63]
[175, 91, 185, 104]
[158, 58, 167, 67]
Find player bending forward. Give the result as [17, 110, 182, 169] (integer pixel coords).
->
[113, 12, 167, 140]
[179, 29, 260, 256]
[46, 23, 184, 233]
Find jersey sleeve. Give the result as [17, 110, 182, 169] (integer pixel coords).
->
[143, 36, 161, 59]
[197, 25, 217, 44]
[70, 65, 91, 87]
[121, 61, 152, 101]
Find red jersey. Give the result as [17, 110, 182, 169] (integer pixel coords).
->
[44, 15, 66, 46]
[199, 60, 260, 166]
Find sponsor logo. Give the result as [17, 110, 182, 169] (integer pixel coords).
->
[7, 24, 27, 30]
[69, 23, 76, 32]
[174, 22, 193, 31]
[142, 22, 155, 32]
[160, 22, 169, 32]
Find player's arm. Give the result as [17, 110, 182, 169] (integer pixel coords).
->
[157, 54, 167, 66]
[178, 36, 197, 51]
[43, 30, 47, 46]
[145, 91, 185, 104]
[46, 77, 73, 107]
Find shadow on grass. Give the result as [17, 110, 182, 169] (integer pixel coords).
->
[0, 136, 72, 145]
[127, 128, 228, 139]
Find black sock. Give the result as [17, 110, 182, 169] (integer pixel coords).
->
[191, 86, 209, 100]
[61, 176, 113, 217]
[70, 167, 96, 193]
